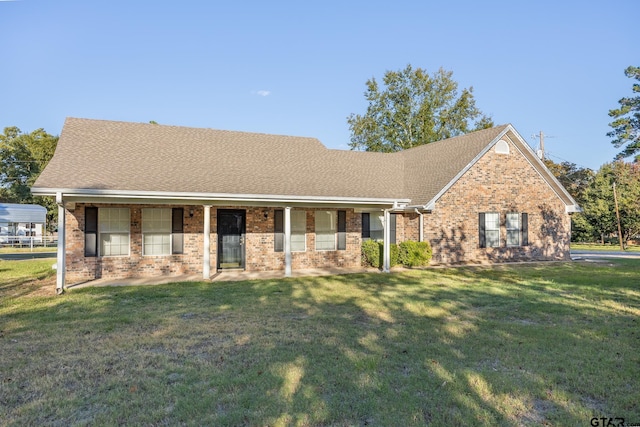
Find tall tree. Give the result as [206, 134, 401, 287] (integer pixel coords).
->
[543, 159, 595, 241]
[608, 66, 640, 161]
[0, 126, 59, 229]
[581, 161, 640, 246]
[347, 65, 493, 152]
[543, 159, 594, 204]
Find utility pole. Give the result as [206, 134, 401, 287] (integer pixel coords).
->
[612, 181, 624, 251]
[532, 131, 551, 160]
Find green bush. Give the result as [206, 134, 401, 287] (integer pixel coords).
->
[361, 239, 381, 268]
[361, 240, 400, 268]
[398, 240, 432, 267]
[390, 243, 399, 267]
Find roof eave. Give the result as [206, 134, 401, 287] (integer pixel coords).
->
[420, 125, 581, 211]
[31, 187, 409, 208]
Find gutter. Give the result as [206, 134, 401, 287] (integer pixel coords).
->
[31, 187, 410, 207]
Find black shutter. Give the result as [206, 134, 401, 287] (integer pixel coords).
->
[521, 213, 528, 246]
[85, 207, 98, 257]
[337, 210, 347, 250]
[172, 208, 184, 254]
[389, 213, 397, 244]
[361, 213, 370, 239]
[274, 209, 283, 252]
[479, 213, 486, 248]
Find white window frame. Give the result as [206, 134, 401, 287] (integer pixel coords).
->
[291, 210, 306, 252]
[506, 213, 520, 247]
[99, 208, 130, 257]
[484, 212, 500, 248]
[315, 211, 337, 251]
[142, 208, 172, 256]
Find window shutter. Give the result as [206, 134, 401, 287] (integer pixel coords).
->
[361, 213, 370, 239]
[479, 213, 486, 248]
[85, 207, 98, 257]
[172, 208, 184, 254]
[389, 213, 397, 245]
[521, 213, 528, 246]
[337, 210, 347, 250]
[274, 209, 283, 252]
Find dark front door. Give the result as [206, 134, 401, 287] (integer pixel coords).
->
[217, 209, 246, 269]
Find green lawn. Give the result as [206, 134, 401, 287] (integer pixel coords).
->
[572, 242, 640, 252]
[1, 259, 639, 426]
[0, 246, 57, 254]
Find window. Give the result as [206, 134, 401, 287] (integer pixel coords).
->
[142, 208, 184, 255]
[479, 212, 500, 248]
[362, 212, 385, 241]
[315, 210, 346, 251]
[507, 213, 529, 247]
[85, 207, 98, 257]
[479, 212, 529, 248]
[506, 213, 520, 246]
[99, 208, 130, 256]
[291, 210, 306, 252]
[315, 211, 336, 250]
[274, 210, 307, 252]
[143, 209, 171, 255]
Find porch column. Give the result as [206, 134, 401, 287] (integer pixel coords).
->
[383, 209, 391, 273]
[55, 193, 66, 294]
[203, 205, 211, 279]
[284, 206, 292, 277]
[418, 211, 424, 242]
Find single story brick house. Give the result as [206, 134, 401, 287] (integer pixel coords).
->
[32, 118, 580, 293]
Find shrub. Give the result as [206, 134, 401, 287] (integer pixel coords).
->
[398, 240, 432, 267]
[361, 239, 381, 268]
[361, 240, 400, 268]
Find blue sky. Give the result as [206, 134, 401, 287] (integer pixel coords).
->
[1, 0, 636, 170]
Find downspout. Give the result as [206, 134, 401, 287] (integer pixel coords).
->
[55, 192, 66, 295]
[414, 208, 424, 242]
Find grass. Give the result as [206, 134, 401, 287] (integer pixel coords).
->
[572, 242, 640, 252]
[0, 246, 57, 254]
[1, 259, 639, 426]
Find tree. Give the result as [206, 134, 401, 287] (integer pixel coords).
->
[543, 159, 594, 204]
[543, 159, 596, 241]
[608, 66, 640, 161]
[581, 161, 640, 246]
[347, 65, 493, 152]
[0, 126, 59, 229]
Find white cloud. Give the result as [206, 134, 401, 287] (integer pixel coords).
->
[255, 90, 271, 97]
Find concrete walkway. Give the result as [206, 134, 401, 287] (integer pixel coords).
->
[67, 267, 375, 289]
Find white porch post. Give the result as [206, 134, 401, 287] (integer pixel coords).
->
[203, 205, 211, 279]
[418, 210, 424, 242]
[284, 206, 292, 277]
[383, 209, 391, 273]
[55, 192, 66, 294]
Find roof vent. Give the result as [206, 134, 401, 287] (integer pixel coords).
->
[495, 140, 510, 155]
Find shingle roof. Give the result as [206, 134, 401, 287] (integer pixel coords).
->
[401, 125, 510, 205]
[32, 118, 541, 206]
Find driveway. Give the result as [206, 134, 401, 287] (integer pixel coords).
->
[571, 250, 640, 260]
[0, 252, 56, 261]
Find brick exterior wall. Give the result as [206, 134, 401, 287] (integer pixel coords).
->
[62, 139, 571, 283]
[63, 205, 362, 284]
[415, 138, 571, 264]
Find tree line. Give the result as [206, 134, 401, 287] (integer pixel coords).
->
[0, 127, 58, 229]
